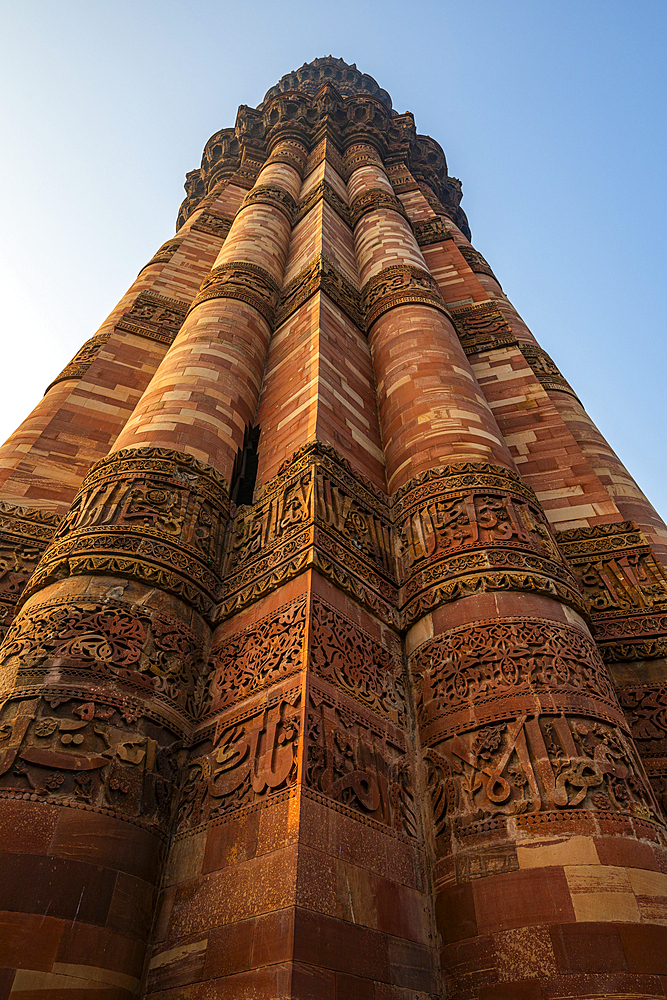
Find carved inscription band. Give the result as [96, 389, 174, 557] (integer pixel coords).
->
[22, 447, 229, 617]
[189, 262, 281, 324]
[362, 264, 450, 329]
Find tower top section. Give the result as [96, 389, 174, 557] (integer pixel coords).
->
[261, 56, 393, 111]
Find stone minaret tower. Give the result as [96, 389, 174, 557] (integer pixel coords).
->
[1, 57, 666, 1000]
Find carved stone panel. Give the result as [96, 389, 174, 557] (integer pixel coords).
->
[25, 447, 229, 618]
[191, 211, 233, 239]
[0, 694, 185, 835]
[45, 332, 112, 392]
[176, 689, 301, 832]
[116, 291, 189, 345]
[457, 244, 500, 285]
[191, 262, 280, 324]
[139, 238, 183, 273]
[413, 218, 451, 247]
[519, 343, 577, 398]
[274, 253, 364, 331]
[558, 521, 667, 660]
[362, 265, 449, 329]
[395, 464, 583, 623]
[449, 302, 517, 356]
[0, 504, 61, 638]
[411, 617, 624, 747]
[305, 682, 417, 839]
[293, 180, 352, 229]
[425, 712, 661, 845]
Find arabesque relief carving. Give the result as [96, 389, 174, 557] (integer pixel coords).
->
[426, 712, 660, 843]
[0, 598, 205, 723]
[558, 521, 667, 660]
[176, 691, 301, 831]
[306, 684, 417, 838]
[457, 243, 500, 284]
[116, 290, 189, 346]
[23, 447, 229, 618]
[274, 253, 364, 331]
[0, 694, 184, 834]
[191, 262, 280, 324]
[310, 597, 406, 724]
[411, 617, 623, 745]
[449, 301, 518, 356]
[204, 596, 307, 716]
[362, 264, 449, 329]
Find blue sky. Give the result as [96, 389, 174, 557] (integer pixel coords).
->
[1, 1, 666, 517]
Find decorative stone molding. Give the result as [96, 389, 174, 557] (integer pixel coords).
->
[116, 291, 189, 346]
[274, 253, 364, 331]
[457, 243, 500, 284]
[23, 447, 230, 618]
[558, 521, 667, 660]
[363, 264, 449, 329]
[0, 504, 61, 637]
[413, 217, 451, 246]
[449, 301, 518, 355]
[138, 238, 183, 274]
[190, 211, 233, 239]
[190, 262, 280, 324]
[239, 184, 297, 224]
[45, 332, 111, 392]
[293, 179, 352, 228]
[349, 187, 411, 228]
[519, 343, 578, 398]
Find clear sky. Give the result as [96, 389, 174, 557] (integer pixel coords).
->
[1, 1, 666, 517]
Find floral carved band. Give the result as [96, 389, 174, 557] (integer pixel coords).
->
[23, 447, 230, 618]
[349, 187, 411, 228]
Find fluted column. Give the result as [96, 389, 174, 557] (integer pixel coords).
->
[349, 141, 667, 1000]
[112, 138, 307, 477]
[0, 139, 307, 993]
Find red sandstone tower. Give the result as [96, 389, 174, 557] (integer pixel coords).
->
[1, 57, 667, 1000]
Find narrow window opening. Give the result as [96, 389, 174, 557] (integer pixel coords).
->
[230, 424, 260, 507]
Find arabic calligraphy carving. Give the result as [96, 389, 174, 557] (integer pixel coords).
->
[191, 262, 280, 324]
[24, 447, 229, 617]
[0, 695, 183, 832]
[362, 265, 449, 329]
[305, 686, 416, 837]
[176, 694, 300, 830]
[426, 713, 659, 842]
[449, 302, 517, 356]
[116, 291, 189, 346]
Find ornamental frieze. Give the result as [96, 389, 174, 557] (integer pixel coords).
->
[0, 503, 61, 638]
[138, 238, 183, 274]
[191, 262, 280, 324]
[116, 290, 189, 346]
[519, 343, 577, 398]
[411, 617, 622, 746]
[204, 596, 307, 716]
[449, 301, 518, 356]
[22, 447, 229, 618]
[349, 187, 411, 228]
[0, 597, 206, 726]
[557, 521, 667, 658]
[457, 243, 500, 284]
[45, 332, 111, 392]
[240, 183, 297, 224]
[0, 693, 185, 836]
[413, 217, 451, 247]
[219, 442, 396, 622]
[190, 210, 233, 239]
[425, 710, 661, 844]
[362, 264, 449, 329]
[293, 179, 352, 229]
[274, 253, 364, 331]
